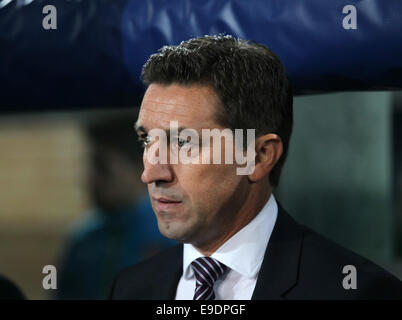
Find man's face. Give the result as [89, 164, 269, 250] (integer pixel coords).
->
[137, 83, 250, 247]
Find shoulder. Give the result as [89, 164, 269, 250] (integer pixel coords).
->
[271, 203, 402, 299]
[116, 244, 182, 278]
[296, 224, 402, 299]
[109, 244, 183, 299]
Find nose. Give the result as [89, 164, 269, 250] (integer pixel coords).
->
[141, 146, 174, 185]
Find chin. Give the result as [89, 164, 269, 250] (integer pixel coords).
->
[158, 220, 195, 243]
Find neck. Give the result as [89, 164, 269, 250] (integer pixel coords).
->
[194, 182, 272, 256]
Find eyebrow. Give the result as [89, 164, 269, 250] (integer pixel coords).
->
[134, 122, 199, 140]
[134, 122, 146, 135]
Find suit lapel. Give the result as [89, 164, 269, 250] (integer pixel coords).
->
[151, 244, 183, 299]
[252, 203, 304, 299]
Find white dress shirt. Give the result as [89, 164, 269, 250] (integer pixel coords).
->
[175, 193, 278, 300]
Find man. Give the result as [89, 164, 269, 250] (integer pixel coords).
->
[110, 35, 402, 299]
[57, 114, 174, 299]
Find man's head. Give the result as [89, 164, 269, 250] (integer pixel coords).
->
[86, 114, 146, 213]
[136, 35, 293, 251]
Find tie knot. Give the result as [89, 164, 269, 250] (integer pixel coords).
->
[191, 257, 227, 288]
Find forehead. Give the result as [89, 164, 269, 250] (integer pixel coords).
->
[137, 83, 221, 130]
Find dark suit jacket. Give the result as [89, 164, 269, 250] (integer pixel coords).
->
[110, 205, 402, 299]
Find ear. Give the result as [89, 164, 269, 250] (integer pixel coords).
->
[248, 133, 283, 183]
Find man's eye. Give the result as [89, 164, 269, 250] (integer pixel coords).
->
[172, 137, 190, 149]
[170, 137, 189, 149]
[138, 135, 152, 148]
[177, 138, 187, 148]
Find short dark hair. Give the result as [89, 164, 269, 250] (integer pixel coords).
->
[142, 35, 293, 187]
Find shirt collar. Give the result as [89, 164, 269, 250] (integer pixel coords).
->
[182, 193, 278, 279]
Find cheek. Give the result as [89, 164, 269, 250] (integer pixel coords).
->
[179, 163, 241, 208]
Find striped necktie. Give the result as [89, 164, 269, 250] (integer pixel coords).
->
[191, 257, 228, 300]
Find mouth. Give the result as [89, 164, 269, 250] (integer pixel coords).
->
[152, 196, 183, 211]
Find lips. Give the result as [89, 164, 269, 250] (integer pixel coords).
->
[153, 196, 182, 203]
[152, 196, 183, 211]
